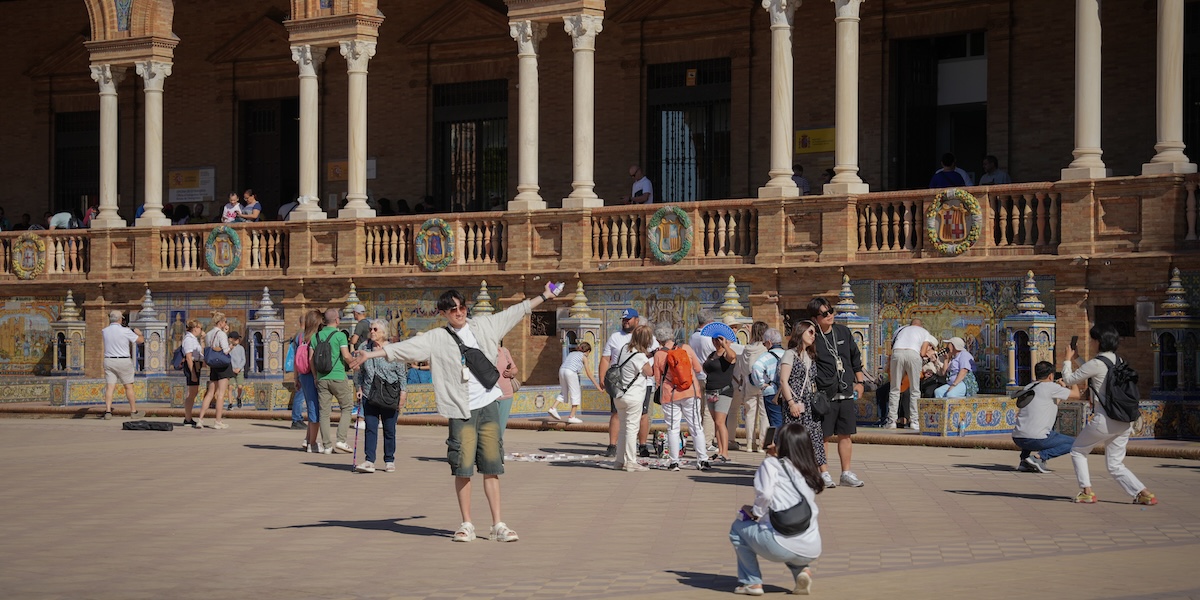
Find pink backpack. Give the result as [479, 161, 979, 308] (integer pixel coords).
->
[295, 336, 311, 375]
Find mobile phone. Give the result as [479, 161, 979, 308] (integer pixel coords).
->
[764, 426, 777, 448]
[1070, 336, 1079, 351]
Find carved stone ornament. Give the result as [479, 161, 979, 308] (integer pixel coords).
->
[648, 206, 693, 264]
[291, 45, 327, 78]
[205, 226, 242, 276]
[563, 14, 603, 50]
[340, 40, 377, 72]
[416, 218, 455, 272]
[11, 233, 46, 280]
[925, 188, 983, 256]
[510, 20, 548, 55]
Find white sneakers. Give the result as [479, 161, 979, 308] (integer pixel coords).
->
[355, 461, 375, 473]
[567, 417, 583, 424]
[334, 442, 353, 453]
[548, 407, 562, 421]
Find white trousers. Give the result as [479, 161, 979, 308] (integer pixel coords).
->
[614, 387, 646, 466]
[740, 388, 769, 450]
[663, 397, 709, 463]
[1070, 412, 1145, 497]
[726, 387, 745, 446]
[888, 349, 922, 425]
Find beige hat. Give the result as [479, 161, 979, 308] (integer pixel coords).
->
[722, 314, 740, 327]
[942, 336, 966, 351]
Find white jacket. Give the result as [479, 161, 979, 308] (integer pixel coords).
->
[380, 300, 531, 419]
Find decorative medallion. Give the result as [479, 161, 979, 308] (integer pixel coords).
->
[11, 233, 46, 280]
[204, 226, 242, 276]
[925, 188, 983, 256]
[648, 206, 692, 264]
[416, 218, 455, 272]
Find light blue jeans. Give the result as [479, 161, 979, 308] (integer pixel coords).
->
[729, 518, 814, 587]
[934, 381, 967, 398]
[293, 372, 318, 422]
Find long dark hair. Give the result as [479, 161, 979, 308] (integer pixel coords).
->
[787, 319, 818, 362]
[775, 422, 824, 495]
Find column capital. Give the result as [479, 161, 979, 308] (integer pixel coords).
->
[510, 19, 549, 56]
[291, 45, 327, 78]
[833, 0, 865, 20]
[563, 14, 603, 51]
[762, 0, 799, 28]
[90, 64, 126, 95]
[339, 40, 377, 73]
[135, 60, 172, 92]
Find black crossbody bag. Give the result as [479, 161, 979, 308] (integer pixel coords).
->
[444, 327, 500, 389]
[768, 462, 814, 536]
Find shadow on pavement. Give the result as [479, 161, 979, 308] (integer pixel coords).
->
[946, 489, 1072, 502]
[667, 570, 787, 594]
[689, 475, 754, 486]
[245, 444, 305, 452]
[247, 422, 297, 429]
[266, 515, 453, 538]
[952, 463, 1020, 472]
[538, 447, 607, 455]
[1159, 463, 1200, 471]
[301, 461, 355, 472]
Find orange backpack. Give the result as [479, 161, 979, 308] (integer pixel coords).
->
[665, 347, 693, 391]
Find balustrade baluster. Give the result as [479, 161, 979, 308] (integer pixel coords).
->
[1020, 194, 1034, 245]
[1002, 198, 1013, 245]
[856, 206, 866, 250]
[614, 217, 625, 259]
[69, 237, 79, 272]
[1035, 193, 1049, 247]
[703, 211, 714, 257]
[487, 223, 497, 263]
[1048, 194, 1060, 245]
[903, 200, 914, 250]
[749, 209, 759, 257]
[866, 204, 878, 251]
[604, 218, 614, 260]
[991, 197, 1002, 245]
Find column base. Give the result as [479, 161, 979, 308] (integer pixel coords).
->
[288, 207, 328, 221]
[562, 197, 604, 209]
[823, 182, 870, 195]
[134, 214, 171, 228]
[758, 184, 801, 199]
[1059, 166, 1111, 181]
[337, 206, 377, 219]
[1142, 161, 1198, 175]
[88, 216, 127, 229]
[508, 199, 548, 211]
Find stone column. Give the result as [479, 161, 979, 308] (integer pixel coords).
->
[562, 14, 604, 209]
[338, 40, 377, 219]
[290, 45, 329, 220]
[1061, 0, 1111, 180]
[824, 0, 869, 195]
[89, 64, 126, 229]
[135, 60, 172, 227]
[759, 0, 801, 199]
[1143, 0, 1197, 175]
[509, 20, 549, 211]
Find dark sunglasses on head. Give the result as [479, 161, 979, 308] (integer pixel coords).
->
[816, 309, 834, 317]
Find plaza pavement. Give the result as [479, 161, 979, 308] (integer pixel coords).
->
[0, 416, 1198, 600]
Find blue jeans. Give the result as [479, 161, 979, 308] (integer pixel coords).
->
[363, 401, 398, 463]
[729, 518, 813, 587]
[295, 373, 318, 423]
[935, 381, 967, 398]
[764, 394, 783, 428]
[1013, 431, 1075, 463]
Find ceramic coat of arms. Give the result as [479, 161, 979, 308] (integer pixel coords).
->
[205, 226, 242, 276]
[11, 233, 46, 280]
[416, 218, 455, 272]
[648, 206, 693, 264]
[926, 189, 983, 256]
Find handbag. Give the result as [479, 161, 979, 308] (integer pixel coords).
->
[367, 373, 403, 411]
[768, 462, 814, 536]
[509, 375, 522, 393]
[204, 346, 231, 369]
[796, 358, 829, 420]
[444, 327, 500, 389]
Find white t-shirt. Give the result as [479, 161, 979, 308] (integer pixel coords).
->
[221, 203, 243, 223]
[1012, 380, 1070, 439]
[614, 345, 651, 397]
[752, 457, 821, 558]
[206, 327, 230, 353]
[102, 323, 138, 358]
[604, 330, 659, 359]
[892, 325, 932, 352]
[182, 332, 202, 360]
[631, 176, 654, 204]
[449, 323, 502, 410]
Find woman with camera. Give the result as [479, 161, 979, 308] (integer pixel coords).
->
[354, 319, 408, 473]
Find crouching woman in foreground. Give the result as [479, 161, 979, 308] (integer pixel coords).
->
[729, 422, 823, 595]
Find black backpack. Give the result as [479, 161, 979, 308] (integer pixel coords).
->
[1092, 355, 1141, 423]
[311, 330, 336, 375]
[171, 346, 186, 370]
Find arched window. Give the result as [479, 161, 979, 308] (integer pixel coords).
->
[1160, 332, 1178, 391]
[253, 332, 265, 373]
[1013, 331, 1031, 386]
[56, 332, 67, 371]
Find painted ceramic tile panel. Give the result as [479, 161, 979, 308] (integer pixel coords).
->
[0, 298, 60, 375]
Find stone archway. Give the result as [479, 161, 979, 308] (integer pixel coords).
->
[81, 0, 175, 42]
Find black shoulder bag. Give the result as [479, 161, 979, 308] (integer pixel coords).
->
[768, 461, 814, 536]
[444, 327, 500, 389]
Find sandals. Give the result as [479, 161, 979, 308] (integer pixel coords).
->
[489, 522, 519, 542]
[452, 522, 476, 542]
[1073, 490, 1098, 504]
[1134, 490, 1158, 505]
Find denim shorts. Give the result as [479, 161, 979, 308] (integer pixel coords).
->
[446, 400, 505, 477]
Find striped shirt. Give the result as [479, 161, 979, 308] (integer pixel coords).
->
[561, 350, 586, 373]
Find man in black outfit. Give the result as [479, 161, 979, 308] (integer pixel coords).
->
[808, 297, 866, 487]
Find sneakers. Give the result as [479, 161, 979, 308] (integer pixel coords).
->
[1016, 460, 1035, 472]
[733, 585, 765, 596]
[1074, 490, 1098, 504]
[821, 471, 838, 489]
[489, 522, 519, 542]
[212, 422, 229, 430]
[355, 461, 375, 473]
[183, 418, 197, 427]
[129, 410, 144, 419]
[883, 421, 897, 430]
[102, 411, 113, 420]
[602, 444, 617, 457]
[1134, 490, 1158, 506]
[356, 420, 366, 431]
[548, 407, 562, 421]
[623, 463, 650, 472]
[698, 461, 712, 472]
[1023, 456, 1050, 473]
[638, 445, 651, 458]
[302, 439, 311, 452]
[908, 422, 921, 431]
[668, 462, 681, 471]
[291, 421, 306, 430]
[567, 417, 583, 424]
[794, 568, 813, 595]
[319, 444, 332, 455]
[334, 442, 354, 453]
[840, 471, 865, 487]
[384, 462, 396, 473]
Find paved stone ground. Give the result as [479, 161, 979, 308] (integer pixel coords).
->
[1, 417, 1198, 600]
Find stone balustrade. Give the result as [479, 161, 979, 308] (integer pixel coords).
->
[0, 175, 1190, 283]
